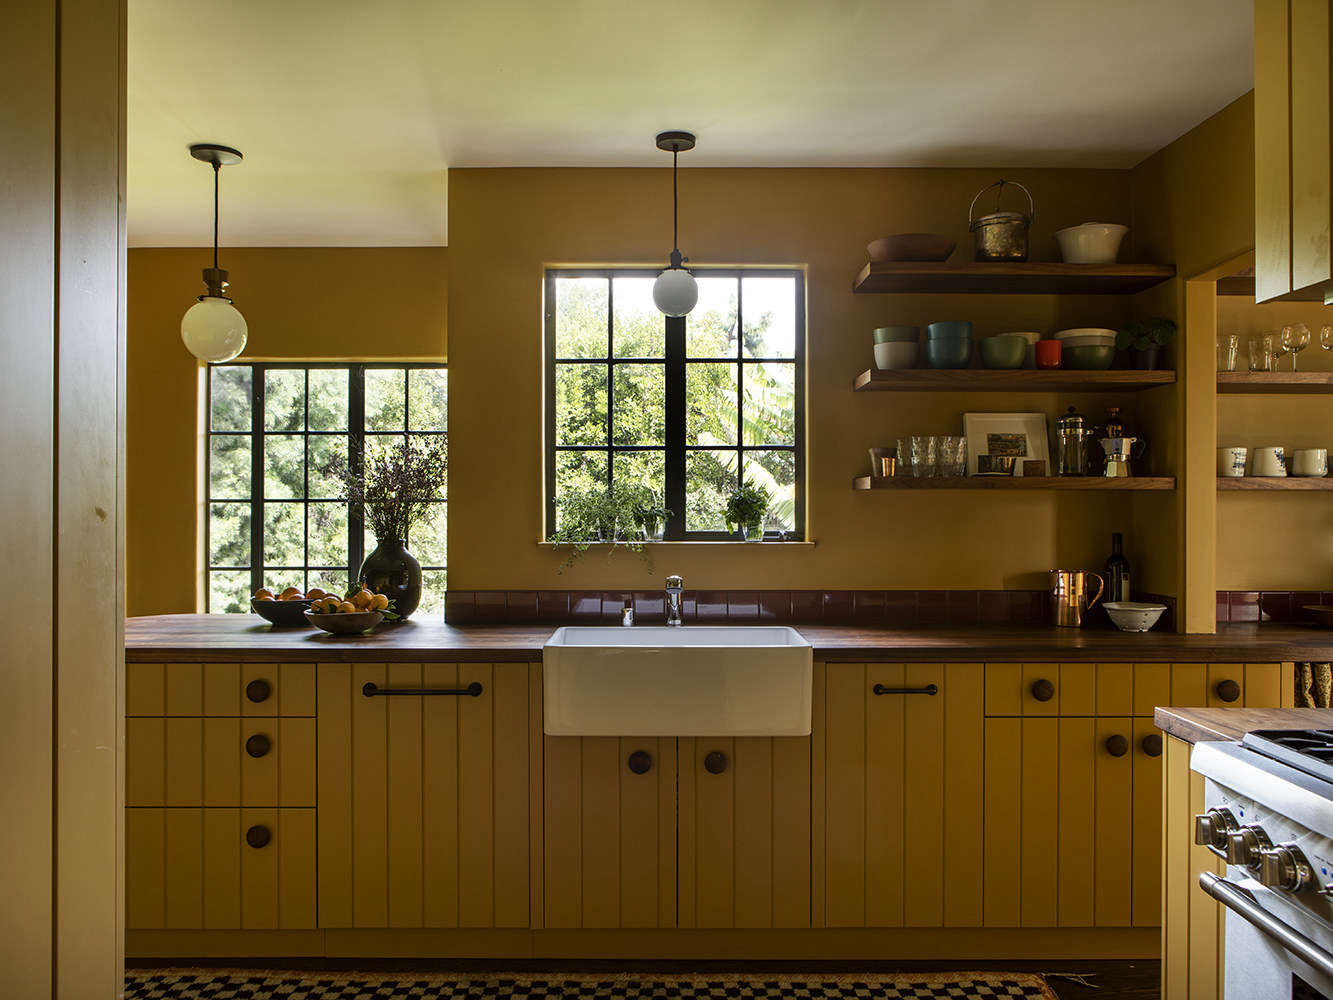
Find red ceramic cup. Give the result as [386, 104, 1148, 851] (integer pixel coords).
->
[1035, 339, 1062, 369]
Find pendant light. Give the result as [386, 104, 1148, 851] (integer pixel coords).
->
[181, 143, 248, 363]
[652, 130, 699, 317]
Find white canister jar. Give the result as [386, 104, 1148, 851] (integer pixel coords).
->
[1293, 448, 1329, 477]
[1217, 446, 1248, 478]
[1252, 445, 1287, 477]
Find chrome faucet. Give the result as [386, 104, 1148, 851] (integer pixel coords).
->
[665, 575, 684, 626]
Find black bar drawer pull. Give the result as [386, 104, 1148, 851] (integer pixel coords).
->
[362, 682, 483, 698]
[873, 683, 938, 696]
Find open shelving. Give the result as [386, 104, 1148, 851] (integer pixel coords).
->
[852, 261, 1176, 295]
[853, 368, 1175, 393]
[853, 475, 1176, 492]
[1217, 477, 1333, 491]
[1217, 372, 1333, 394]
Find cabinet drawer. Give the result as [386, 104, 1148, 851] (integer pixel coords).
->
[1166, 663, 1282, 709]
[126, 716, 315, 807]
[125, 807, 316, 929]
[127, 662, 315, 717]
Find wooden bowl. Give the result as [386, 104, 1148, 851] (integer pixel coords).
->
[304, 610, 384, 635]
[251, 598, 314, 628]
[867, 233, 957, 262]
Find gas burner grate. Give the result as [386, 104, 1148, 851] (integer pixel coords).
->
[1243, 729, 1333, 784]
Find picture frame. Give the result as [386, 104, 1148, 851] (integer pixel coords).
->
[962, 412, 1050, 477]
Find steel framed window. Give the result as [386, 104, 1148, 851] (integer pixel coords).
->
[544, 267, 805, 541]
[205, 362, 447, 613]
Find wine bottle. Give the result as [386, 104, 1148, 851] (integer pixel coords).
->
[1105, 532, 1131, 604]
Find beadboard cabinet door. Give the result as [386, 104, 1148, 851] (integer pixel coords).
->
[678, 736, 812, 929]
[316, 662, 532, 929]
[820, 662, 983, 928]
[543, 736, 677, 929]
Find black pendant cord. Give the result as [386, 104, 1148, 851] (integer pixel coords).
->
[212, 162, 221, 270]
[672, 147, 678, 257]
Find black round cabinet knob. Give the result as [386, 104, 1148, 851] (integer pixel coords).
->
[245, 733, 272, 758]
[704, 751, 729, 775]
[627, 750, 653, 775]
[1105, 734, 1130, 758]
[1030, 679, 1056, 702]
[1215, 679, 1241, 703]
[246, 824, 271, 849]
[1141, 733, 1164, 758]
[245, 679, 272, 704]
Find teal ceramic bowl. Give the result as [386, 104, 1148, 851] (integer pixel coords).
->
[926, 321, 973, 340]
[978, 335, 1027, 370]
[873, 326, 920, 344]
[925, 338, 973, 369]
[1063, 344, 1116, 370]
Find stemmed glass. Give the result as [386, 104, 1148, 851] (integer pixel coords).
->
[1281, 324, 1311, 371]
[1321, 326, 1333, 352]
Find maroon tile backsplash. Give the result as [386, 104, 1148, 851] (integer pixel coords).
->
[443, 587, 1178, 628]
[1218, 591, 1333, 625]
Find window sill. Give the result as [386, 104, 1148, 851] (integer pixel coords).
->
[538, 540, 815, 548]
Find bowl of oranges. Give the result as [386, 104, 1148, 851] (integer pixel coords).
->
[304, 586, 396, 635]
[250, 586, 321, 627]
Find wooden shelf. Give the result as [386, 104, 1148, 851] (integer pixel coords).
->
[852, 261, 1176, 295]
[853, 368, 1176, 392]
[1216, 273, 1329, 302]
[1217, 372, 1333, 394]
[1218, 477, 1333, 490]
[853, 475, 1176, 491]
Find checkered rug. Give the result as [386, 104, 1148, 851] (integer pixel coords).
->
[123, 971, 1057, 1000]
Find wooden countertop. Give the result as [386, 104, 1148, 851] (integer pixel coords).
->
[1154, 706, 1333, 744]
[125, 614, 1333, 663]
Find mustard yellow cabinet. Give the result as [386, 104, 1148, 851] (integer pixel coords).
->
[315, 662, 533, 929]
[818, 662, 984, 928]
[543, 736, 677, 928]
[678, 736, 811, 929]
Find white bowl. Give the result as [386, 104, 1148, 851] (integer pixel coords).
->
[1053, 327, 1117, 341]
[1055, 223, 1129, 264]
[874, 341, 919, 370]
[1104, 601, 1167, 633]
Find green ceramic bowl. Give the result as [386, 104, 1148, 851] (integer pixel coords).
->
[978, 335, 1027, 370]
[925, 338, 973, 369]
[873, 326, 920, 344]
[1063, 344, 1116, 370]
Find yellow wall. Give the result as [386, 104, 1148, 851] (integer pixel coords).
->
[447, 166, 1161, 591]
[1216, 294, 1333, 590]
[126, 247, 447, 616]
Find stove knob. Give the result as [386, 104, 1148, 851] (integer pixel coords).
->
[1259, 845, 1314, 893]
[1226, 824, 1273, 869]
[1194, 807, 1239, 854]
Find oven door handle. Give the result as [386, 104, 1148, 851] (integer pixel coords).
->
[1199, 871, 1333, 979]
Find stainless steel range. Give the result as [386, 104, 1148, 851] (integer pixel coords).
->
[1193, 729, 1333, 999]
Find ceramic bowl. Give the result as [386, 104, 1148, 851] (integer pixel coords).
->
[1057, 333, 1118, 349]
[996, 331, 1042, 368]
[925, 338, 973, 369]
[1104, 601, 1166, 632]
[1053, 327, 1117, 341]
[978, 335, 1027, 370]
[251, 598, 314, 628]
[925, 321, 973, 340]
[304, 610, 384, 635]
[1063, 344, 1116, 370]
[867, 233, 957, 262]
[874, 341, 919, 370]
[872, 326, 920, 344]
[1055, 223, 1129, 264]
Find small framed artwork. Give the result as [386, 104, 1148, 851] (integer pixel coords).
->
[963, 412, 1050, 477]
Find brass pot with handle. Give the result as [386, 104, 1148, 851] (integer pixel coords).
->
[1050, 569, 1105, 628]
[968, 179, 1034, 261]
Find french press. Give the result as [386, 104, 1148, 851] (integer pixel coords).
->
[1055, 405, 1095, 476]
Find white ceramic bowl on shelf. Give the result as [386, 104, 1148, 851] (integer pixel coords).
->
[874, 341, 919, 370]
[1055, 223, 1129, 264]
[1053, 327, 1117, 341]
[1104, 601, 1167, 632]
[1001, 331, 1042, 368]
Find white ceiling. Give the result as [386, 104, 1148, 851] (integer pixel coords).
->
[128, 0, 1254, 247]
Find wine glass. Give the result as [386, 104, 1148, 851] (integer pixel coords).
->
[1286, 323, 1310, 371]
[1279, 326, 1295, 370]
[1321, 326, 1333, 351]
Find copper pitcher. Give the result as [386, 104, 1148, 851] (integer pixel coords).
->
[1050, 569, 1105, 628]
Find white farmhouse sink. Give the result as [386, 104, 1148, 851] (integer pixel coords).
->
[543, 626, 812, 736]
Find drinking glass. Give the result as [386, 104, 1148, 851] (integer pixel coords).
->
[941, 436, 967, 477]
[896, 437, 911, 476]
[1321, 326, 1333, 351]
[1287, 323, 1310, 370]
[910, 435, 937, 478]
[1249, 335, 1275, 372]
[1217, 333, 1239, 372]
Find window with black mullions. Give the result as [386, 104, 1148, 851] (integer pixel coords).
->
[545, 268, 804, 540]
[206, 363, 447, 615]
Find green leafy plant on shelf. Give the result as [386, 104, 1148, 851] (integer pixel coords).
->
[1116, 317, 1177, 370]
[724, 480, 772, 541]
[549, 482, 672, 573]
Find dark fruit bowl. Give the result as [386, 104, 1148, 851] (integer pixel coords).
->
[251, 598, 314, 628]
[304, 610, 384, 635]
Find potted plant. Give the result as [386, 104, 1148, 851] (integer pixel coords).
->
[329, 436, 448, 621]
[725, 480, 772, 542]
[632, 488, 672, 541]
[1116, 317, 1177, 371]
[549, 482, 662, 572]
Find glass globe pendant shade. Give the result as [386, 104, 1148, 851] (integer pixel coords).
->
[652, 267, 699, 317]
[181, 296, 248, 363]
